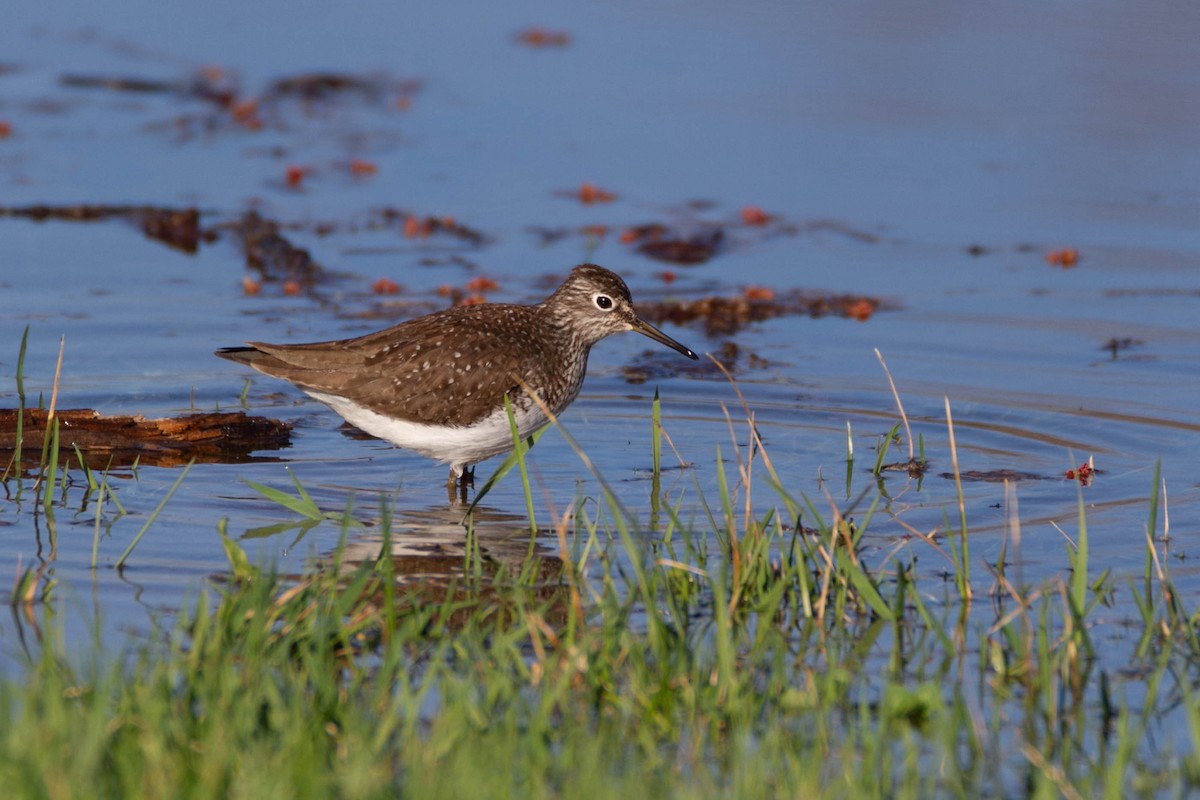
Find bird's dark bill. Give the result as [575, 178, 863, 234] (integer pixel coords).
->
[631, 318, 699, 360]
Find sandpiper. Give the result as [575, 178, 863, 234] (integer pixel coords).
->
[216, 264, 698, 486]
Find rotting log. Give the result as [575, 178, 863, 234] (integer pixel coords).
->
[0, 409, 291, 470]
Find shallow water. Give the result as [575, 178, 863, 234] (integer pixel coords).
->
[1, 0, 1197, 711]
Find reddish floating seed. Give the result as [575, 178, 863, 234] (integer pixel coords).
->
[578, 182, 616, 204]
[1046, 248, 1080, 267]
[0, 121, 12, 138]
[1067, 461, 1094, 484]
[581, 224, 608, 238]
[656, 270, 677, 284]
[372, 277, 401, 295]
[230, 99, 256, 117]
[285, 165, 308, 188]
[741, 205, 771, 226]
[518, 27, 570, 47]
[619, 228, 639, 244]
[242, 277, 262, 296]
[846, 299, 875, 321]
[466, 276, 499, 293]
[348, 159, 377, 176]
[436, 284, 455, 297]
[201, 65, 225, 83]
[744, 286, 775, 301]
[461, 294, 488, 306]
[522, 28, 549, 46]
[402, 216, 422, 238]
[394, 96, 413, 111]
[282, 279, 302, 296]
[230, 99, 262, 129]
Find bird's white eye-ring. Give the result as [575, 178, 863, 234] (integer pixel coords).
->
[593, 293, 614, 311]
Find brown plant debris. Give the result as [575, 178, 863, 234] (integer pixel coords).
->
[60, 74, 183, 94]
[0, 204, 212, 253]
[307, 208, 485, 246]
[878, 458, 928, 478]
[536, 215, 881, 261]
[941, 469, 1048, 483]
[66, 68, 420, 137]
[233, 211, 322, 287]
[138, 207, 204, 252]
[0, 409, 291, 469]
[63, 69, 419, 108]
[623, 217, 881, 262]
[636, 290, 888, 336]
[1102, 337, 1143, 358]
[265, 73, 387, 102]
[61, 71, 242, 121]
[627, 226, 724, 265]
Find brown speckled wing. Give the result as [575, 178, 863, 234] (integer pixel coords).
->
[248, 304, 552, 427]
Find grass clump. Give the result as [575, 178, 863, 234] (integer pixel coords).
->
[0, 516, 911, 798]
[0, 386, 1195, 798]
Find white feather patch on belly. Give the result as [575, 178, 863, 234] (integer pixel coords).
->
[305, 390, 549, 474]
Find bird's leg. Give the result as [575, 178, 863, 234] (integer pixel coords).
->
[446, 464, 475, 504]
[457, 466, 475, 504]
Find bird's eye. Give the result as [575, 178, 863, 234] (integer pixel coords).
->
[594, 294, 614, 311]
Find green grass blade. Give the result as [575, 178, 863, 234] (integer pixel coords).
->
[872, 422, 900, 476]
[504, 395, 537, 535]
[72, 443, 97, 493]
[944, 398, 970, 600]
[1069, 477, 1089, 614]
[468, 424, 547, 514]
[650, 389, 663, 528]
[836, 548, 895, 621]
[12, 325, 30, 483]
[90, 479, 105, 570]
[41, 418, 61, 513]
[115, 460, 194, 570]
[651, 388, 662, 475]
[1143, 458, 1161, 603]
[243, 475, 323, 520]
[288, 467, 318, 511]
[217, 518, 258, 581]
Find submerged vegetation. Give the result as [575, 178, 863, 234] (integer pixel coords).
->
[1, 373, 1197, 798]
